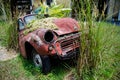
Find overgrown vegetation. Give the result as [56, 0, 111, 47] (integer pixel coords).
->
[0, 0, 120, 80]
[0, 55, 71, 80]
[48, 4, 71, 17]
[23, 17, 58, 35]
[7, 19, 18, 50]
[0, 0, 18, 50]
[0, 21, 12, 46]
[71, 0, 120, 80]
[76, 22, 120, 80]
[0, 21, 18, 50]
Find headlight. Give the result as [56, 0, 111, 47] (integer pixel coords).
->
[44, 30, 54, 43]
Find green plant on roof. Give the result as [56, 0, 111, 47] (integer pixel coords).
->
[23, 17, 58, 35]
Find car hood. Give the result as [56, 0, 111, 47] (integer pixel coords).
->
[53, 18, 80, 35]
[23, 17, 80, 35]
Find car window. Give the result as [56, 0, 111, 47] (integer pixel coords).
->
[18, 19, 25, 30]
[24, 15, 36, 24]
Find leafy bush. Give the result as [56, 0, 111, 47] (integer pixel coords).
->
[48, 4, 71, 17]
[37, 3, 71, 18]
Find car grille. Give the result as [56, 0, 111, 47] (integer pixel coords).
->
[58, 33, 80, 50]
[61, 38, 80, 50]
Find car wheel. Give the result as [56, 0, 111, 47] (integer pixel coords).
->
[32, 49, 51, 74]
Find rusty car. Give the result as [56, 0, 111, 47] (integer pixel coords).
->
[18, 14, 80, 73]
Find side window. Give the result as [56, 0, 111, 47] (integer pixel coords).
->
[18, 19, 25, 30]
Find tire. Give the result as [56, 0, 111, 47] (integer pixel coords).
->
[32, 49, 51, 74]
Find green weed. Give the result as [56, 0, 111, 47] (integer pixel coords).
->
[0, 55, 71, 80]
[0, 20, 18, 50]
[0, 21, 9, 46]
[76, 21, 120, 80]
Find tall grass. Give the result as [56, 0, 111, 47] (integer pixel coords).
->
[0, 21, 9, 46]
[0, 20, 18, 50]
[71, 0, 120, 80]
[7, 18, 18, 50]
[0, 55, 70, 80]
[77, 22, 120, 80]
[0, 0, 18, 50]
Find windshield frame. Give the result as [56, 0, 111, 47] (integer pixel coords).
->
[18, 18, 25, 31]
[23, 14, 37, 25]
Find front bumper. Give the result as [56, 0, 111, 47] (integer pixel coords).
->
[58, 48, 80, 60]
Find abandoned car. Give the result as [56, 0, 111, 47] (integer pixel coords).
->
[18, 14, 80, 73]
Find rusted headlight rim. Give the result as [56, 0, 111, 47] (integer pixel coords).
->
[43, 30, 55, 43]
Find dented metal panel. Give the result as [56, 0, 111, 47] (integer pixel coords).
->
[18, 14, 80, 60]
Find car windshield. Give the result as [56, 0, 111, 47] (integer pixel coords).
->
[24, 15, 37, 24]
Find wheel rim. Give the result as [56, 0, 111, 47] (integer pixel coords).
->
[33, 54, 42, 68]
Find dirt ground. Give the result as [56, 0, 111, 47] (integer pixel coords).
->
[0, 46, 18, 61]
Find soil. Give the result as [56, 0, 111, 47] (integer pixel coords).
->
[0, 46, 18, 61]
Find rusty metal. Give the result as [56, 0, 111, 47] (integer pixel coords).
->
[18, 14, 80, 60]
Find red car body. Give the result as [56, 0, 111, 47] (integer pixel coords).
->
[18, 14, 80, 60]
